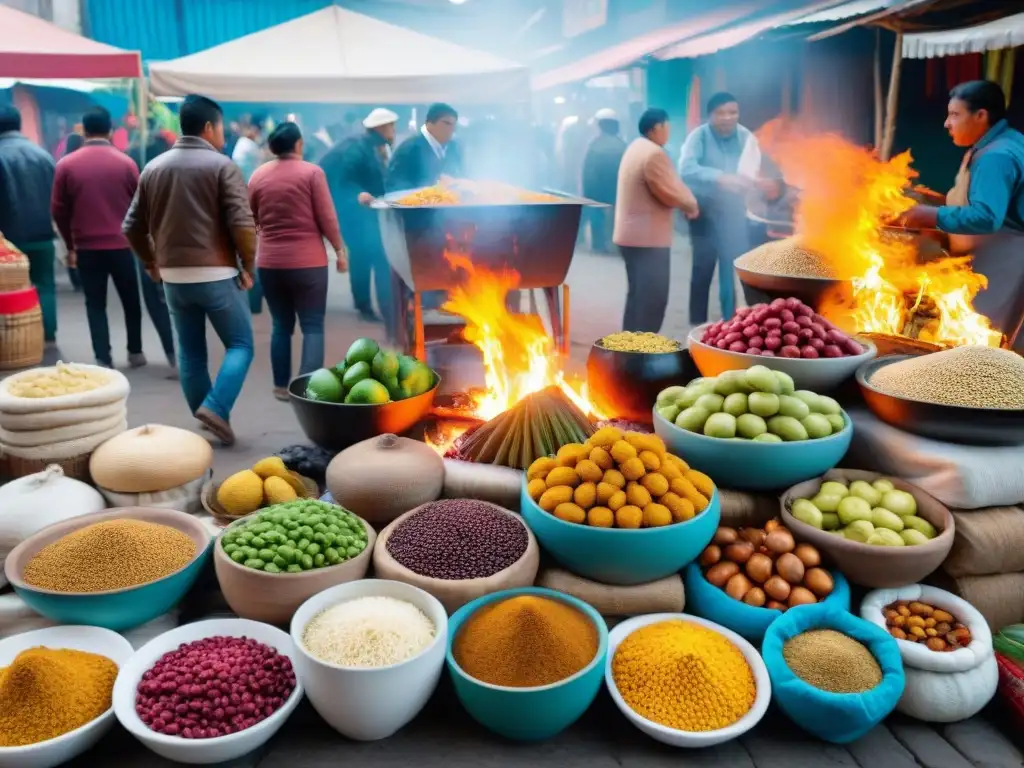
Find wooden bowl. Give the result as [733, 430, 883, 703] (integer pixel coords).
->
[213, 510, 376, 625]
[780, 468, 954, 589]
[201, 474, 319, 523]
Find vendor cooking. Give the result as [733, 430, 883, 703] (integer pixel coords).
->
[900, 80, 1024, 347]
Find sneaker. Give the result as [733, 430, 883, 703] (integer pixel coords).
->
[273, 387, 289, 402]
[128, 352, 147, 368]
[195, 406, 235, 447]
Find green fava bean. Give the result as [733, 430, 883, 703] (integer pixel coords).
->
[273, 555, 287, 569]
[278, 546, 296, 564]
[286, 563, 303, 573]
[244, 558, 265, 570]
[250, 536, 267, 548]
[223, 543, 238, 555]
[300, 554, 314, 570]
[306, 543, 321, 556]
[264, 562, 281, 574]
[296, 538, 311, 551]
[326, 547, 340, 564]
[314, 553, 325, 567]
[346, 546, 360, 558]
[258, 548, 276, 561]
[230, 549, 247, 563]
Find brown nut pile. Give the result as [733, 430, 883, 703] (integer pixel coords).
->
[884, 600, 972, 651]
[699, 519, 835, 611]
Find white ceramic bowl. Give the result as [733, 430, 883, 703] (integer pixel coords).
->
[112, 619, 303, 765]
[290, 579, 448, 741]
[605, 613, 771, 748]
[0, 626, 134, 768]
[688, 324, 876, 392]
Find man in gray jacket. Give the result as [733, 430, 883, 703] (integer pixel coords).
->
[123, 94, 256, 446]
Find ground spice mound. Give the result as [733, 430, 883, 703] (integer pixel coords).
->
[612, 620, 755, 732]
[783, 629, 882, 694]
[736, 237, 848, 280]
[0, 647, 117, 746]
[869, 345, 1024, 410]
[23, 519, 197, 592]
[453, 595, 598, 687]
[385, 499, 528, 580]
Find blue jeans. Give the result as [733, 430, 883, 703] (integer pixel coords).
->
[259, 266, 327, 388]
[163, 278, 254, 422]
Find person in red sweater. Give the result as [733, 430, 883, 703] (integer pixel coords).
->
[52, 107, 175, 369]
[249, 122, 347, 401]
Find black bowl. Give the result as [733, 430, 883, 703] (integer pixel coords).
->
[856, 355, 1024, 446]
[288, 373, 440, 451]
[586, 344, 696, 424]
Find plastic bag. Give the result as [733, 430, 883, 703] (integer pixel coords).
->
[685, 563, 850, 644]
[761, 602, 905, 744]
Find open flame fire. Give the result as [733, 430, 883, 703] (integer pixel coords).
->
[426, 252, 604, 452]
[758, 124, 1001, 347]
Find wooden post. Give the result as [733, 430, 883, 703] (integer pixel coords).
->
[873, 28, 883, 150]
[881, 30, 904, 161]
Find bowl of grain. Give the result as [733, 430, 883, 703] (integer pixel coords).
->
[446, 587, 608, 741]
[0, 625, 134, 768]
[605, 613, 771, 748]
[761, 601, 905, 743]
[586, 332, 697, 424]
[733, 237, 854, 306]
[4, 507, 211, 631]
[857, 348, 1024, 446]
[290, 579, 448, 741]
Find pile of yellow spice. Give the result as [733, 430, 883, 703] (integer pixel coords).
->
[612, 620, 755, 732]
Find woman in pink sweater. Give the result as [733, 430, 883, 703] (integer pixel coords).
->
[249, 122, 348, 400]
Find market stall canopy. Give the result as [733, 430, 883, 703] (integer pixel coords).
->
[902, 12, 1024, 57]
[0, 78, 107, 93]
[0, 5, 141, 79]
[147, 5, 529, 104]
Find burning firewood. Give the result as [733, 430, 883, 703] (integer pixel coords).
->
[445, 386, 595, 470]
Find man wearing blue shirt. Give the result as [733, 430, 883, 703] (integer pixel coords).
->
[902, 80, 1024, 346]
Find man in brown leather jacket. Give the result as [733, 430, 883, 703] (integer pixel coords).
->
[123, 94, 257, 446]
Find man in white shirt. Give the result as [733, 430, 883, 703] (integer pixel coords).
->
[231, 117, 265, 183]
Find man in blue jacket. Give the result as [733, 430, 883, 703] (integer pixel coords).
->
[901, 80, 1024, 346]
[0, 106, 57, 345]
[387, 103, 461, 192]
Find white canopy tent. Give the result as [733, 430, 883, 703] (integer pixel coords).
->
[147, 5, 530, 104]
[902, 12, 1024, 58]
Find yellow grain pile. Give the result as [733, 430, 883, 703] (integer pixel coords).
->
[869, 346, 1024, 410]
[735, 237, 845, 280]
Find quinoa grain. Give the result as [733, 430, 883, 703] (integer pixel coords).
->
[783, 629, 882, 694]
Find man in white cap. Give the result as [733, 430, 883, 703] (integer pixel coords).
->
[319, 107, 398, 330]
[581, 108, 626, 253]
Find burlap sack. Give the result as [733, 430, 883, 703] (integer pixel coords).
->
[536, 567, 684, 617]
[0, 398, 126, 431]
[0, 409, 126, 447]
[372, 502, 539, 614]
[943, 506, 1024, 578]
[719, 490, 779, 528]
[931, 572, 1024, 632]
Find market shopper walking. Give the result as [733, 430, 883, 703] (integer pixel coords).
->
[52, 107, 176, 371]
[581, 108, 626, 253]
[123, 94, 256, 447]
[0, 105, 58, 345]
[250, 122, 348, 402]
[320, 108, 396, 329]
[681, 92, 779, 327]
[613, 108, 699, 333]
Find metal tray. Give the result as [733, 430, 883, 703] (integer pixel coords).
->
[856, 355, 1024, 446]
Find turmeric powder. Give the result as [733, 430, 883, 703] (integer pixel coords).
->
[612, 620, 755, 732]
[0, 646, 117, 746]
[453, 595, 598, 688]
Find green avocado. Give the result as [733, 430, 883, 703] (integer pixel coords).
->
[396, 356, 435, 399]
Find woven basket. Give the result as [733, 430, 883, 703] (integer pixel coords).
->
[201, 473, 319, 524]
[0, 260, 29, 293]
[0, 305, 44, 370]
[0, 448, 93, 483]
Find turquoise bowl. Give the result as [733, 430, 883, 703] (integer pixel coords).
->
[5, 507, 212, 631]
[520, 477, 720, 585]
[446, 587, 607, 741]
[684, 563, 851, 644]
[653, 409, 853, 492]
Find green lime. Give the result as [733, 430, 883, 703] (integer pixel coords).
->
[345, 378, 391, 404]
[345, 338, 380, 366]
[304, 368, 344, 402]
[341, 361, 372, 390]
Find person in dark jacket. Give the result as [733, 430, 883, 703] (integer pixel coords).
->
[386, 103, 461, 192]
[581, 108, 626, 253]
[0, 106, 58, 344]
[320, 108, 396, 332]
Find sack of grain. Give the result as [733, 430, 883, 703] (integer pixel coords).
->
[719, 490, 779, 528]
[931, 572, 1024, 632]
[0, 398, 126, 431]
[846, 407, 1024, 509]
[0, 363, 130, 414]
[0, 409, 127, 447]
[373, 502, 540, 615]
[943, 506, 1024, 577]
[536, 568, 684, 617]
